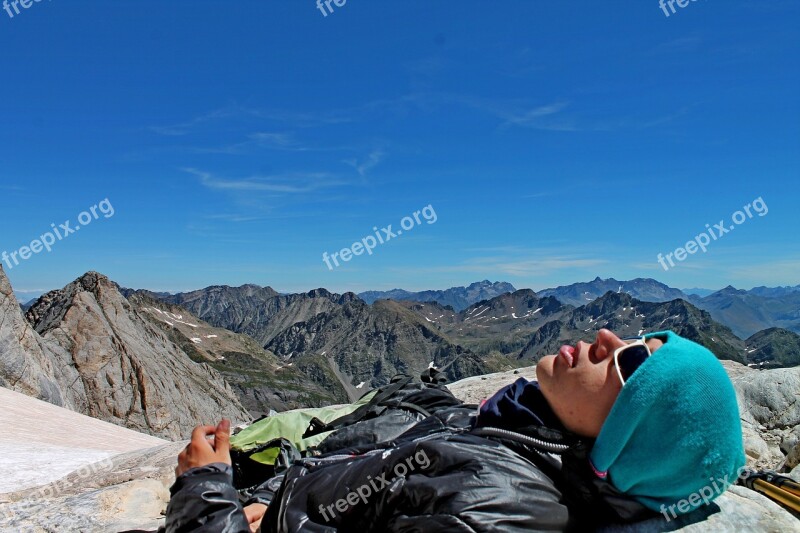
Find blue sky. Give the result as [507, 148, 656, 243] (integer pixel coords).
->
[1, 1, 798, 300]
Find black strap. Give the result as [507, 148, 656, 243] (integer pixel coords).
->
[302, 375, 414, 438]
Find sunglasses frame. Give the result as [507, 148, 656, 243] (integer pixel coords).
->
[613, 336, 652, 386]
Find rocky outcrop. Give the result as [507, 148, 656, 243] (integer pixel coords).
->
[0, 265, 86, 410]
[723, 360, 800, 469]
[2, 268, 249, 439]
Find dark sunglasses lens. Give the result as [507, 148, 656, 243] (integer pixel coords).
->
[618, 345, 649, 381]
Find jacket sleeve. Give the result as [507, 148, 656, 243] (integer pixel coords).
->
[164, 463, 252, 533]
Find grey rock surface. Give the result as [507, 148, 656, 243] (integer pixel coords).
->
[0, 265, 86, 410]
[724, 360, 800, 469]
[0, 441, 184, 533]
[1, 267, 249, 440]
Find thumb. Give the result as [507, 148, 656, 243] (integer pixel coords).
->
[215, 419, 231, 453]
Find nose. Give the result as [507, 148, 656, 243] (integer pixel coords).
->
[592, 329, 623, 362]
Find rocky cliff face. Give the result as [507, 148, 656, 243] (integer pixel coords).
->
[723, 360, 800, 470]
[0, 265, 87, 411]
[3, 269, 249, 439]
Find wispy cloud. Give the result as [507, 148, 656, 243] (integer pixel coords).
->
[150, 107, 247, 136]
[191, 131, 314, 155]
[499, 102, 572, 130]
[150, 103, 356, 137]
[344, 149, 386, 176]
[186, 168, 346, 194]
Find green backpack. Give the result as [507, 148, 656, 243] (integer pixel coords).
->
[229, 371, 461, 492]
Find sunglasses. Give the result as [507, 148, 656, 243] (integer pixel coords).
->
[613, 336, 652, 386]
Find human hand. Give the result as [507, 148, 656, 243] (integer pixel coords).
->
[244, 503, 268, 532]
[175, 419, 232, 477]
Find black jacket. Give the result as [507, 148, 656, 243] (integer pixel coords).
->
[164, 381, 654, 532]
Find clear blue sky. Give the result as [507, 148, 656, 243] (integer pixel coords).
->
[1, 1, 798, 300]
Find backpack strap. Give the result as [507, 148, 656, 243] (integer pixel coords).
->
[302, 375, 415, 438]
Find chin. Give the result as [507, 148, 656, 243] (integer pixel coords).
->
[536, 354, 556, 383]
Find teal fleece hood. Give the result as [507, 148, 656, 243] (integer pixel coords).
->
[589, 331, 745, 514]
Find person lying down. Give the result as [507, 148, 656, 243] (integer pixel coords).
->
[162, 329, 745, 532]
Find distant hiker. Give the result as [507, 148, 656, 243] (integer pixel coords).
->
[163, 329, 745, 532]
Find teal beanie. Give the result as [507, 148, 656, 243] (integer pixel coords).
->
[589, 330, 745, 514]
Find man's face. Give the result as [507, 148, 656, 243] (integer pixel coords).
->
[536, 329, 664, 437]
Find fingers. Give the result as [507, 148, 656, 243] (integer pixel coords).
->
[244, 503, 267, 523]
[191, 425, 217, 443]
[176, 423, 233, 477]
[214, 419, 231, 451]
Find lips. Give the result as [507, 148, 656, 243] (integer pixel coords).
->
[559, 344, 576, 367]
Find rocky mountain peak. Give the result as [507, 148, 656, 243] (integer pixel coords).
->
[306, 288, 332, 298]
[4, 269, 249, 439]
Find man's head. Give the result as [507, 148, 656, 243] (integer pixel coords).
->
[536, 329, 664, 437]
[539, 329, 745, 514]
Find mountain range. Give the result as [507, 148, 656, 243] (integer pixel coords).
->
[537, 277, 687, 307]
[3, 270, 798, 442]
[688, 286, 800, 338]
[125, 284, 490, 402]
[358, 280, 515, 311]
[513, 276, 800, 340]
